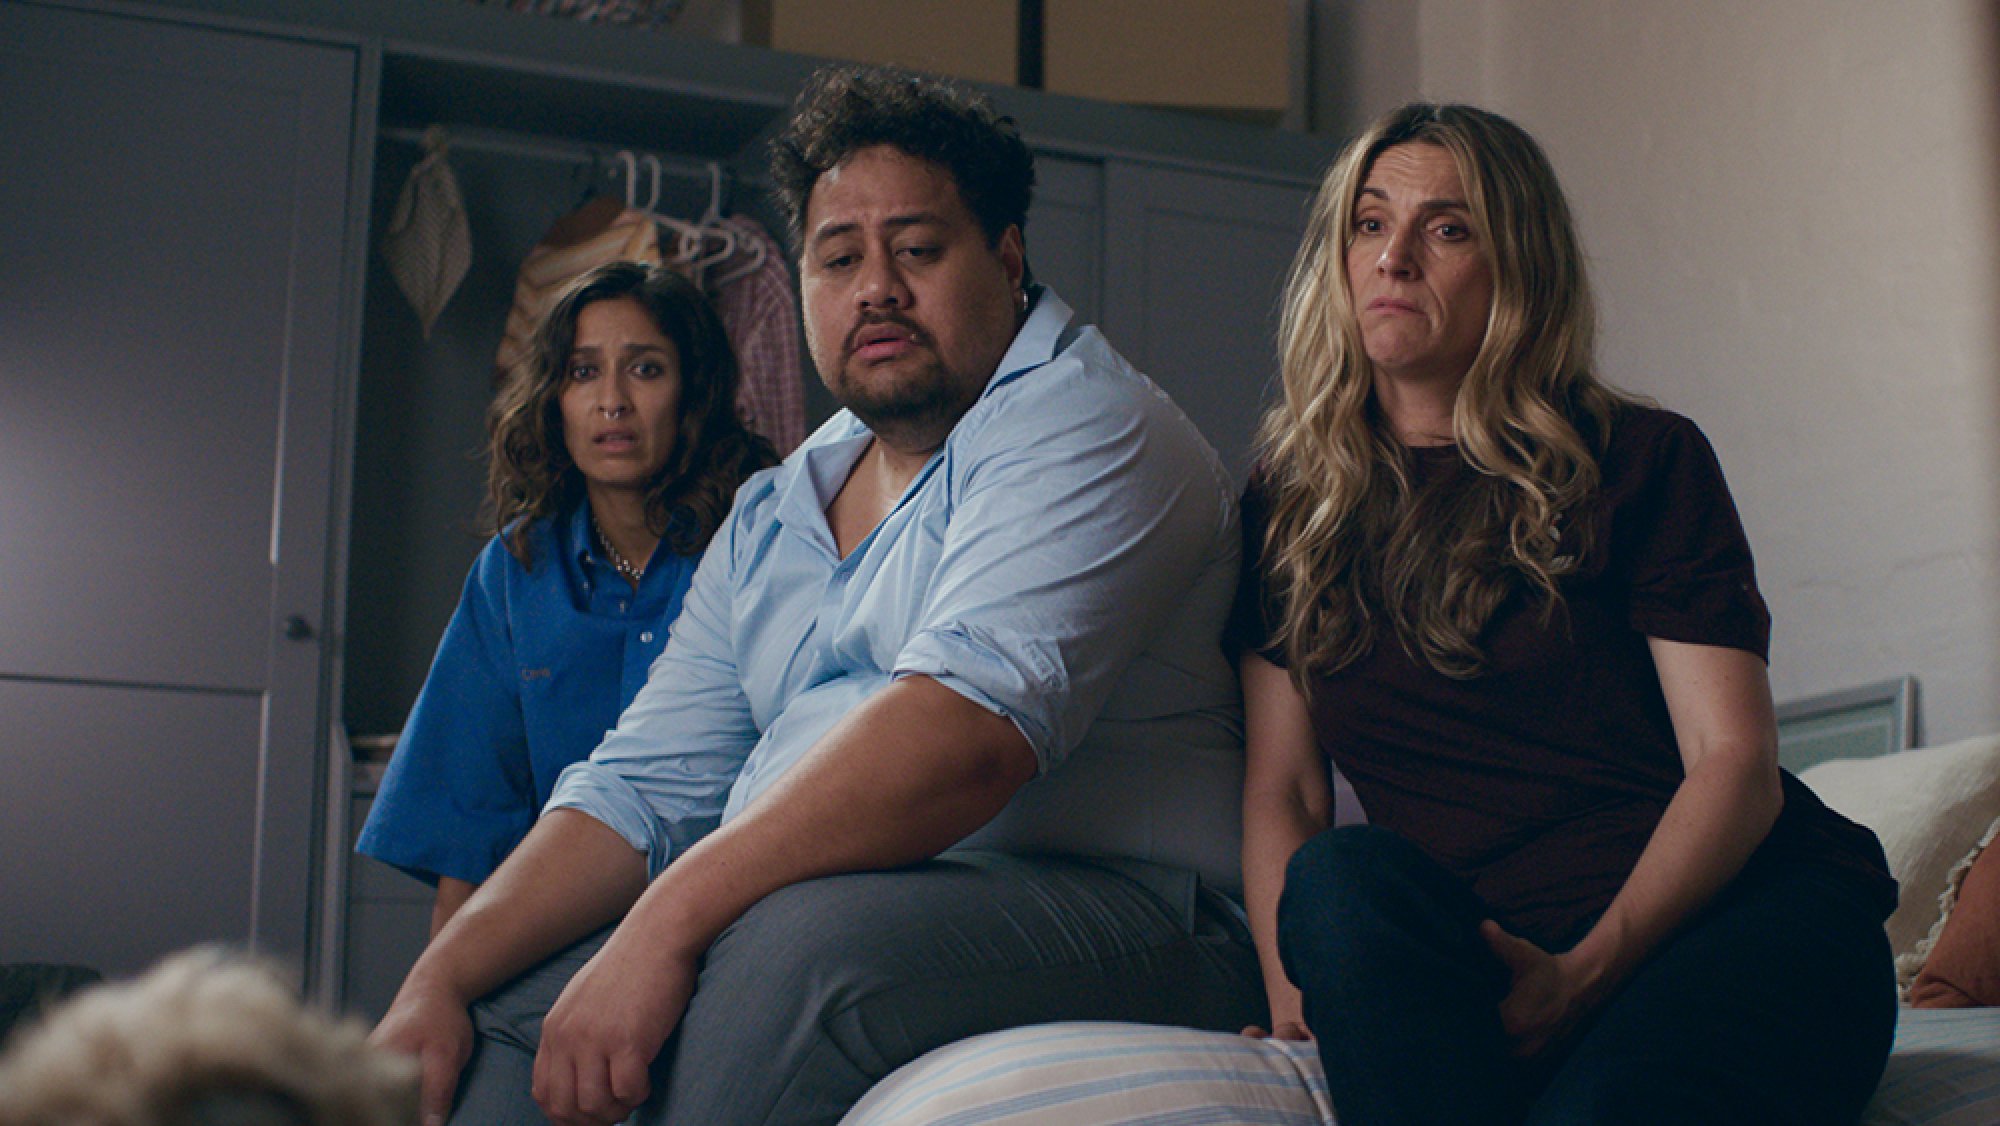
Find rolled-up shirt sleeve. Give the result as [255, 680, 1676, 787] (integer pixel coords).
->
[1615, 413, 1771, 660]
[545, 492, 763, 879]
[896, 349, 1229, 772]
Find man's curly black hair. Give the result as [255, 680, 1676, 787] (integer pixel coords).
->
[769, 65, 1035, 254]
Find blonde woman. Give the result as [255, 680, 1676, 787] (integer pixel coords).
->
[1237, 104, 1897, 1125]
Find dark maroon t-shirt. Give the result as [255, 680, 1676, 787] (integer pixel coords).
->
[1236, 406, 1894, 947]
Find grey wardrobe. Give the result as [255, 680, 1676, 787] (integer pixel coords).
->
[0, 0, 353, 977]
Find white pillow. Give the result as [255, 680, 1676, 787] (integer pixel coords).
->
[1799, 733, 2000, 963]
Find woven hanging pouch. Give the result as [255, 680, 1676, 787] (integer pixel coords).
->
[382, 126, 473, 338]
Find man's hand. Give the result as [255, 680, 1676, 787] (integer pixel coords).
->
[370, 976, 476, 1126]
[531, 932, 699, 1126]
[1480, 920, 1604, 1059]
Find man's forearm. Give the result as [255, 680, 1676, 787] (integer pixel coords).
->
[616, 675, 1038, 964]
[403, 810, 651, 1004]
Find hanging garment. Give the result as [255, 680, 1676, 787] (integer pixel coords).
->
[382, 126, 473, 339]
[493, 194, 663, 379]
[711, 216, 806, 455]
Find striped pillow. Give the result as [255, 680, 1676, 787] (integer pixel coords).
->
[841, 1022, 1333, 1126]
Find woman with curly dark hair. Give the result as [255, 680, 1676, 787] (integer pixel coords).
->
[359, 261, 776, 936]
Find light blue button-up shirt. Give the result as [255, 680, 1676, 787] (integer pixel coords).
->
[547, 288, 1249, 891]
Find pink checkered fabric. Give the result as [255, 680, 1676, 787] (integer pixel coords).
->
[712, 217, 806, 456]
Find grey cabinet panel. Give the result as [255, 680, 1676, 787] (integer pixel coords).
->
[1026, 154, 1103, 326]
[1103, 165, 1315, 482]
[0, 2, 356, 975]
[341, 893, 431, 1021]
[0, 679, 261, 976]
[341, 791, 431, 1020]
[0, 2, 352, 695]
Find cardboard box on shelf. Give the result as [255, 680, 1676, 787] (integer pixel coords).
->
[744, 0, 1019, 87]
[1042, 0, 1288, 116]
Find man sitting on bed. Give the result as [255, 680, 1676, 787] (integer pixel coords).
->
[370, 63, 1262, 1126]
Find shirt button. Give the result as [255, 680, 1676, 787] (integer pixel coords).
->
[618, 600, 628, 612]
[640, 631, 654, 643]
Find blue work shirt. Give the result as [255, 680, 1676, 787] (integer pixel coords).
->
[357, 501, 701, 885]
[548, 288, 1250, 892]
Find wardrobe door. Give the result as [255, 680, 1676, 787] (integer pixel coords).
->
[1027, 153, 1104, 326]
[0, 2, 354, 976]
[1101, 164, 1313, 482]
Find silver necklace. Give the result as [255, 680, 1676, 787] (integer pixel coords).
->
[592, 515, 647, 584]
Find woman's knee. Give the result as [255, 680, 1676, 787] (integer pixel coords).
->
[1280, 826, 1451, 926]
[1280, 824, 1504, 992]
[1286, 823, 1421, 880]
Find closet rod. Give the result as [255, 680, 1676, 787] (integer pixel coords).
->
[378, 124, 762, 185]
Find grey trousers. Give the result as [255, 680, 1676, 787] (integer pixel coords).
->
[451, 850, 1264, 1126]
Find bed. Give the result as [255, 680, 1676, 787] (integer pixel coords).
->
[844, 707, 2000, 1126]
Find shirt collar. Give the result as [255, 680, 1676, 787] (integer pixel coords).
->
[775, 428, 873, 557]
[982, 284, 1072, 400]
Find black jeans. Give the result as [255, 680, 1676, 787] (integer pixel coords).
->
[1278, 825, 1896, 1126]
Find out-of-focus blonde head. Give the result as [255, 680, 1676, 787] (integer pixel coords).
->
[0, 948, 417, 1126]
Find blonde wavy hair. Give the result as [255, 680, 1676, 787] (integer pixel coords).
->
[1256, 103, 1630, 684]
[0, 948, 417, 1126]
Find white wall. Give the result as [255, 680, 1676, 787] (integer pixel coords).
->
[1320, 0, 2000, 743]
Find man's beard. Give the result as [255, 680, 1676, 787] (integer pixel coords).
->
[834, 359, 969, 427]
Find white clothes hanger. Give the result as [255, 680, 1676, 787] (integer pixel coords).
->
[634, 156, 708, 257]
[639, 155, 735, 285]
[617, 150, 641, 209]
[708, 221, 766, 289]
[698, 161, 771, 289]
[610, 150, 755, 288]
[643, 153, 667, 214]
